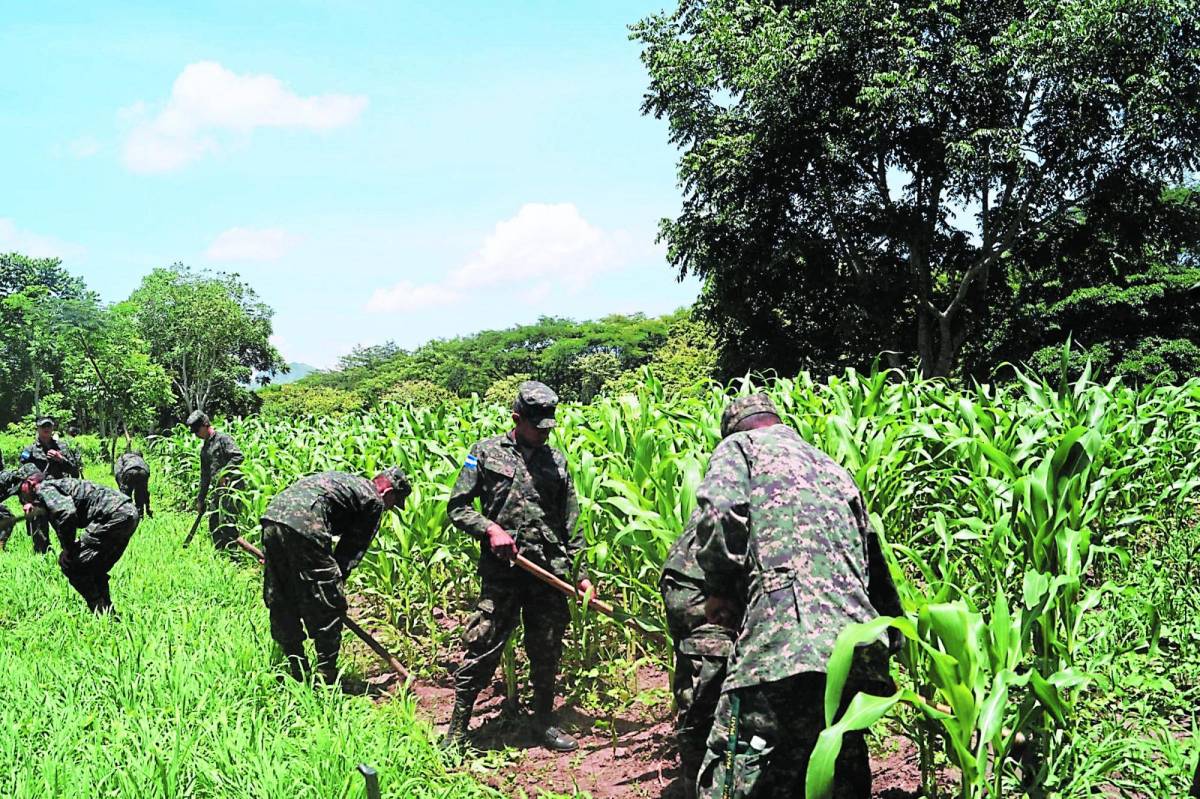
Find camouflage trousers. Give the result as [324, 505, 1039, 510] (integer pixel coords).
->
[261, 523, 347, 673]
[209, 486, 240, 550]
[454, 571, 570, 713]
[117, 470, 151, 518]
[673, 625, 733, 799]
[698, 673, 871, 799]
[58, 511, 138, 614]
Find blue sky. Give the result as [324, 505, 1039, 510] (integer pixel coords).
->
[1, 1, 698, 367]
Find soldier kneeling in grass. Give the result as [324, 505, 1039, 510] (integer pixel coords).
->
[260, 468, 411, 685]
[114, 450, 153, 519]
[18, 468, 139, 619]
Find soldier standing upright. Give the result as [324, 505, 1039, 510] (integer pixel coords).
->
[694, 394, 902, 799]
[661, 511, 736, 799]
[187, 411, 244, 550]
[114, 450, 153, 519]
[12, 418, 82, 553]
[18, 470, 139, 617]
[444, 380, 592, 753]
[260, 468, 411, 683]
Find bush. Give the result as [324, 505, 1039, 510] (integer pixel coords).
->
[483, 373, 532, 407]
[379, 380, 456, 408]
[259, 383, 363, 419]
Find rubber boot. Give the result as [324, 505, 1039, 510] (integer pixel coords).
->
[533, 690, 578, 753]
[280, 641, 311, 682]
[444, 692, 477, 753]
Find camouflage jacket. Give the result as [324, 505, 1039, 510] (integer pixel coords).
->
[20, 438, 82, 480]
[662, 512, 735, 662]
[114, 452, 150, 481]
[261, 471, 384, 576]
[447, 432, 585, 581]
[29, 478, 136, 550]
[695, 423, 901, 690]
[198, 431, 244, 505]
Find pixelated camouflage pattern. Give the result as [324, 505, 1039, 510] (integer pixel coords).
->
[20, 437, 82, 480]
[114, 452, 152, 516]
[261, 522, 347, 672]
[719, 393, 779, 439]
[114, 451, 149, 482]
[698, 673, 870, 799]
[695, 422, 900, 691]
[197, 430, 243, 505]
[447, 432, 584, 581]
[261, 471, 384, 577]
[29, 478, 137, 548]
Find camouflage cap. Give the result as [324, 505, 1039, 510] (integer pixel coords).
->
[185, 410, 210, 429]
[376, 466, 412, 496]
[36, 417, 55, 428]
[514, 380, 558, 429]
[720, 393, 780, 438]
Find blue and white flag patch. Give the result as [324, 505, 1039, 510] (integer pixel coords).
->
[464, 454, 478, 470]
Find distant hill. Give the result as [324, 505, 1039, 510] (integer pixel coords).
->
[265, 362, 317, 387]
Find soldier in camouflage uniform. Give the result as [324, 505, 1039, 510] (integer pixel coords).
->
[187, 411, 245, 550]
[0, 468, 29, 546]
[694, 394, 902, 799]
[114, 450, 153, 519]
[11, 418, 82, 553]
[18, 470, 139, 617]
[661, 510, 736, 799]
[444, 380, 592, 753]
[260, 467, 411, 684]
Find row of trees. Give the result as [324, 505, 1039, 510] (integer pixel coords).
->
[635, 0, 1200, 382]
[0, 255, 285, 434]
[258, 312, 719, 417]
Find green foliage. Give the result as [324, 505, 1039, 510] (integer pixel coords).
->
[571, 352, 622, 403]
[378, 380, 456, 408]
[634, 0, 1200, 378]
[607, 316, 717, 398]
[259, 383, 365, 419]
[483, 373, 532, 407]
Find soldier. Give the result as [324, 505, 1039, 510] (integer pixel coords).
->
[14, 418, 82, 553]
[187, 411, 244, 550]
[661, 511, 736, 799]
[18, 469, 139, 617]
[114, 450, 153, 519]
[0, 468, 29, 547]
[694, 394, 902, 799]
[444, 380, 592, 753]
[260, 468, 411, 684]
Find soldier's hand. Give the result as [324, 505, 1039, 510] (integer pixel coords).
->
[887, 626, 906, 656]
[578, 578, 594, 596]
[485, 524, 518, 561]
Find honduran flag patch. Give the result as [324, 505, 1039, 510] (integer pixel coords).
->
[464, 454, 478, 470]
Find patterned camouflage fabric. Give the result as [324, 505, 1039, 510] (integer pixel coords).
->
[661, 513, 734, 799]
[114, 451, 152, 517]
[698, 673, 870, 799]
[260, 471, 391, 677]
[198, 429, 244, 549]
[26, 478, 138, 614]
[447, 425, 584, 712]
[513, 380, 559, 428]
[19, 437, 83, 553]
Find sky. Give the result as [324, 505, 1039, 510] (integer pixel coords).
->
[0, 1, 699, 368]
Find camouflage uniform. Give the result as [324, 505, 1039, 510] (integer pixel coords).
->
[197, 425, 244, 550]
[446, 381, 585, 745]
[26, 477, 139, 615]
[114, 451, 152, 518]
[661, 512, 734, 799]
[694, 395, 901, 799]
[13, 432, 81, 553]
[0, 470, 19, 542]
[260, 469, 408, 680]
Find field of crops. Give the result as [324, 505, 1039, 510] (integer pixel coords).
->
[144, 366, 1200, 797]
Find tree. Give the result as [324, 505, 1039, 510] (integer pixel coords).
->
[634, 0, 1200, 377]
[571, 352, 622, 403]
[129, 265, 285, 417]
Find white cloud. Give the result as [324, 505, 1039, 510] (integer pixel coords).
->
[365, 281, 463, 313]
[366, 203, 634, 314]
[0, 219, 85, 260]
[205, 226, 299, 262]
[122, 61, 368, 173]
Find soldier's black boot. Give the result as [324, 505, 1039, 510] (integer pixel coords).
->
[281, 641, 310, 682]
[444, 692, 476, 753]
[533, 691, 578, 753]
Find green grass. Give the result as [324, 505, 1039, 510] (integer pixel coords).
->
[0, 466, 498, 799]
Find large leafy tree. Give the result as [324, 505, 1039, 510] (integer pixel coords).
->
[634, 0, 1200, 377]
[129, 265, 285, 417]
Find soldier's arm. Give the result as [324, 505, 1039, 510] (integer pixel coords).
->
[333, 507, 384, 577]
[446, 446, 492, 540]
[197, 445, 212, 505]
[62, 445, 82, 477]
[854, 491, 902, 617]
[694, 439, 753, 600]
[215, 436, 244, 486]
[38, 487, 80, 549]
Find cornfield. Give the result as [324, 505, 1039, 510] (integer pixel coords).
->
[150, 365, 1200, 797]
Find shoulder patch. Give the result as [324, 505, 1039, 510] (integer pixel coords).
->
[464, 454, 478, 470]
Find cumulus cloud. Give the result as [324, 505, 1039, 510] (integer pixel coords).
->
[205, 226, 299, 262]
[0, 219, 85, 260]
[366, 203, 634, 314]
[122, 61, 368, 173]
